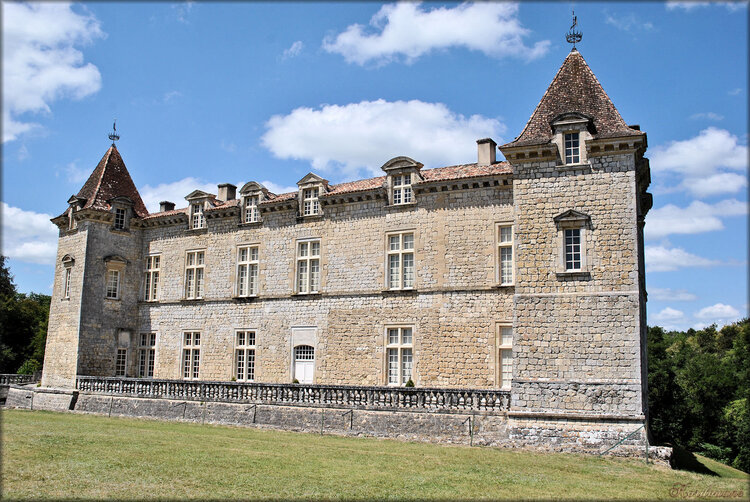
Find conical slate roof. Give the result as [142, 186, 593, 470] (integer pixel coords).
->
[76, 145, 149, 217]
[502, 48, 643, 148]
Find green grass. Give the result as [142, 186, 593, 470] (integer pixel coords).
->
[1, 409, 747, 500]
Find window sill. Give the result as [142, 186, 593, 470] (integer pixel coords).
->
[555, 162, 591, 171]
[233, 295, 259, 302]
[384, 202, 417, 210]
[493, 283, 515, 289]
[110, 227, 130, 235]
[381, 288, 418, 295]
[555, 271, 591, 280]
[181, 297, 205, 302]
[104, 297, 121, 301]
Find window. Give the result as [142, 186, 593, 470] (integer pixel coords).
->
[387, 232, 415, 290]
[497, 225, 514, 285]
[237, 246, 259, 297]
[235, 331, 256, 381]
[190, 203, 205, 229]
[185, 250, 205, 299]
[106, 269, 120, 299]
[296, 240, 320, 294]
[63, 267, 72, 299]
[244, 195, 260, 223]
[386, 327, 413, 386]
[564, 132, 580, 164]
[144, 255, 160, 301]
[138, 333, 156, 378]
[302, 188, 319, 216]
[114, 208, 126, 230]
[182, 332, 200, 380]
[564, 228, 582, 271]
[497, 325, 513, 390]
[392, 174, 412, 205]
[115, 349, 127, 377]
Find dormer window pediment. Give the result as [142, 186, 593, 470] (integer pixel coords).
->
[185, 190, 216, 229]
[297, 173, 329, 217]
[550, 113, 593, 166]
[380, 157, 423, 206]
[108, 196, 134, 231]
[240, 182, 269, 224]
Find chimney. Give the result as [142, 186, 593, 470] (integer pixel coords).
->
[477, 138, 497, 166]
[159, 201, 175, 212]
[218, 183, 236, 202]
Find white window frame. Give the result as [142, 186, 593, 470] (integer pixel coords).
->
[236, 245, 259, 297]
[105, 269, 120, 299]
[496, 223, 514, 286]
[496, 323, 513, 390]
[386, 231, 415, 290]
[392, 174, 413, 205]
[138, 333, 156, 378]
[386, 326, 414, 386]
[564, 228, 583, 271]
[296, 239, 321, 294]
[185, 250, 205, 299]
[302, 188, 320, 216]
[182, 332, 201, 380]
[564, 132, 581, 164]
[113, 207, 127, 230]
[190, 202, 205, 229]
[235, 330, 256, 382]
[144, 254, 160, 301]
[115, 348, 127, 377]
[244, 194, 260, 224]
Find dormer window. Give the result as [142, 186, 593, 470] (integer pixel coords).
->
[244, 195, 259, 223]
[302, 188, 319, 216]
[392, 174, 412, 205]
[564, 132, 580, 164]
[114, 208, 127, 230]
[191, 203, 205, 229]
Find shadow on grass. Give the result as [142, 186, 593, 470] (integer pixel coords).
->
[671, 444, 718, 476]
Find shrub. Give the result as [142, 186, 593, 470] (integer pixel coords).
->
[405, 379, 414, 387]
[17, 359, 41, 375]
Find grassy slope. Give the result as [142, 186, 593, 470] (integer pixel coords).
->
[1, 409, 747, 500]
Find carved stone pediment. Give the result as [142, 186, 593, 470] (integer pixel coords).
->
[380, 156, 423, 173]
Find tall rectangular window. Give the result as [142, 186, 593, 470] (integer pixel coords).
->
[63, 267, 72, 299]
[296, 240, 320, 294]
[191, 203, 205, 229]
[244, 195, 260, 223]
[386, 327, 413, 386]
[497, 325, 513, 390]
[138, 333, 156, 378]
[115, 349, 127, 377]
[235, 330, 256, 381]
[564, 132, 580, 164]
[182, 332, 200, 380]
[387, 232, 415, 290]
[114, 208, 126, 230]
[185, 250, 205, 299]
[564, 228, 582, 271]
[237, 246, 259, 297]
[106, 269, 120, 299]
[392, 174, 412, 205]
[302, 188, 319, 216]
[497, 225, 514, 285]
[144, 255, 160, 301]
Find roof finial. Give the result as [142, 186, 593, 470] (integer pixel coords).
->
[566, 9, 582, 49]
[108, 119, 120, 146]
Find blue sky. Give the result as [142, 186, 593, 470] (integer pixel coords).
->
[2, 1, 747, 330]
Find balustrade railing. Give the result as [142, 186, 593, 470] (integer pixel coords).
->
[0, 374, 37, 385]
[76, 376, 510, 412]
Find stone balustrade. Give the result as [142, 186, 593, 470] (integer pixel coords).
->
[76, 376, 510, 412]
[0, 374, 37, 385]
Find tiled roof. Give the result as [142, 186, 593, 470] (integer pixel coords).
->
[76, 145, 149, 217]
[502, 49, 643, 148]
[420, 162, 512, 182]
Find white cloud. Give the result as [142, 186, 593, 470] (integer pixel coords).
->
[645, 245, 720, 272]
[2, 2, 104, 143]
[163, 90, 183, 103]
[323, 2, 549, 66]
[667, 1, 747, 11]
[283, 41, 304, 59]
[604, 12, 655, 32]
[690, 112, 724, 121]
[728, 87, 743, 96]
[260, 181, 297, 195]
[694, 303, 742, 325]
[61, 160, 90, 184]
[1, 202, 58, 265]
[649, 287, 697, 301]
[652, 307, 685, 322]
[650, 128, 748, 197]
[140, 177, 218, 213]
[173, 1, 194, 24]
[261, 99, 504, 179]
[17, 144, 29, 161]
[220, 140, 237, 153]
[645, 198, 747, 239]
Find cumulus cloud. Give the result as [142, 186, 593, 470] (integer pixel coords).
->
[650, 127, 748, 197]
[283, 41, 304, 59]
[323, 2, 549, 66]
[694, 303, 743, 328]
[260, 181, 297, 195]
[645, 245, 720, 272]
[649, 288, 697, 302]
[140, 177, 219, 213]
[2, 2, 104, 143]
[1, 202, 58, 265]
[690, 112, 724, 121]
[652, 307, 685, 322]
[262, 99, 504, 178]
[645, 198, 747, 240]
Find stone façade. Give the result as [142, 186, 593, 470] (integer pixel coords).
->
[39, 48, 653, 451]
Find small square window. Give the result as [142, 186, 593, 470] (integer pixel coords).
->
[564, 132, 580, 164]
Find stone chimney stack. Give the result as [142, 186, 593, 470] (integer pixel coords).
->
[218, 183, 236, 202]
[159, 201, 175, 212]
[477, 138, 497, 166]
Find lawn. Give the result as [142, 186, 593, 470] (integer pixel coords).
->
[1, 409, 747, 500]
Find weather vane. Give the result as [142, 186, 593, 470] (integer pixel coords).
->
[566, 10, 583, 48]
[108, 119, 120, 145]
